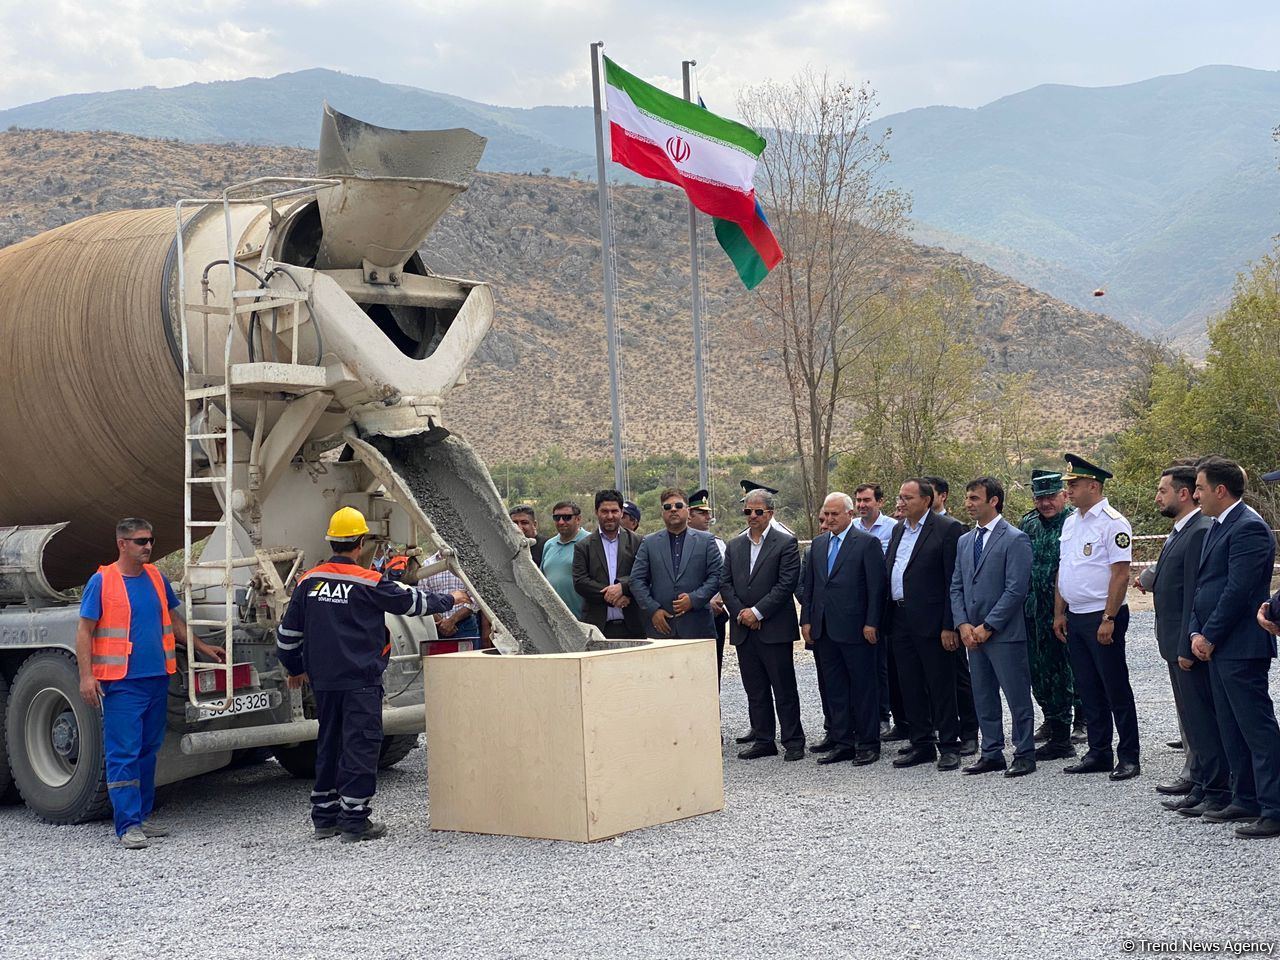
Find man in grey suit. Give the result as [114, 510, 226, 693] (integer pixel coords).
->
[630, 488, 723, 640]
[1136, 465, 1229, 814]
[720, 489, 804, 761]
[949, 477, 1037, 777]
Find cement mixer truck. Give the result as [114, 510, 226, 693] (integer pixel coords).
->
[0, 106, 593, 824]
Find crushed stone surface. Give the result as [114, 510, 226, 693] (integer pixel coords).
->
[3, 612, 1277, 959]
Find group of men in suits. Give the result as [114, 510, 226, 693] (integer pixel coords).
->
[539, 454, 1280, 839]
[1137, 457, 1280, 838]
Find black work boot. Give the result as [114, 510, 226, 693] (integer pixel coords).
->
[1035, 719, 1076, 760]
[340, 820, 388, 843]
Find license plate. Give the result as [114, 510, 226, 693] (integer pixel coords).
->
[189, 689, 279, 721]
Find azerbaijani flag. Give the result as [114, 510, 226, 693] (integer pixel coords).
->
[604, 57, 783, 289]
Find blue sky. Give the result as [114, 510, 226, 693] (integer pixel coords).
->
[2, 0, 1277, 115]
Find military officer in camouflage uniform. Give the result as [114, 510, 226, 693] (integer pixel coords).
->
[1021, 469, 1079, 760]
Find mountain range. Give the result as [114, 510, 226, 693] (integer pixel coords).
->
[2, 65, 1276, 347]
[0, 128, 1152, 463]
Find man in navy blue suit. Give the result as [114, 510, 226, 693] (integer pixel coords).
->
[1188, 456, 1280, 839]
[630, 488, 723, 640]
[799, 492, 888, 766]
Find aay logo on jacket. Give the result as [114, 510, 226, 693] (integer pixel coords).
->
[309, 580, 354, 603]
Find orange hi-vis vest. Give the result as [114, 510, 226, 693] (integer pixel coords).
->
[91, 563, 177, 681]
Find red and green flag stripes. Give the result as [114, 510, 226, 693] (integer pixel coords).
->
[604, 57, 782, 288]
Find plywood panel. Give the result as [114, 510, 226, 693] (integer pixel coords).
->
[581, 639, 724, 840]
[425, 653, 588, 841]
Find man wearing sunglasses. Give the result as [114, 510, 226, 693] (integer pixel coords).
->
[721, 489, 805, 761]
[76, 517, 227, 849]
[630, 488, 723, 640]
[540, 500, 588, 619]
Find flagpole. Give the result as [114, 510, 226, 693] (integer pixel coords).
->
[682, 59, 709, 493]
[591, 41, 626, 493]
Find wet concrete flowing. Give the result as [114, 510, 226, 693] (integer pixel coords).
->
[374, 433, 590, 656]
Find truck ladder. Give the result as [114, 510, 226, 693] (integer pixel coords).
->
[173, 179, 338, 718]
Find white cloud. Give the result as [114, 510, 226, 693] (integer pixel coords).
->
[1, 0, 1277, 119]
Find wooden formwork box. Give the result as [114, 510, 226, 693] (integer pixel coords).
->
[423, 637, 724, 841]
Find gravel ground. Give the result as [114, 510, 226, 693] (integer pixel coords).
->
[4, 611, 1278, 959]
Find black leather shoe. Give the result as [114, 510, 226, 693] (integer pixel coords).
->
[1203, 803, 1262, 823]
[1177, 799, 1225, 819]
[1162, 794, 1204, 812]
[959, 737, 979, 757]
[897, 743, 915, 756]
[1033, 721, 1050, 743]
[1165, 738, 1184, 750]
[735, 731, 757, 744]
[881, 724, 909, 742]
[1035, 740, 1076, 760]
[1110, 761, 1141, 781]
[963, 756, 1006, 775]
[1004, 756, 1036, 778]
[852, 749, 880, 766]
[936, 752, 961, 771]
[737, 743, 778, 760]
[1155, 776, 1194, 795]
[879, 721, 891, 739]
[1235, 817, 1280, 838]
[817, 747, 858, 765]
[809, 737, 839, 754]
[1064, 753, 1114, 774]
[783, 746, 805, 761]
[1071, 721, 1088, 744]
[893, 749, 937, 768]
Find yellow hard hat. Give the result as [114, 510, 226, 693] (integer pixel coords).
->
[326, 506, 370, 541]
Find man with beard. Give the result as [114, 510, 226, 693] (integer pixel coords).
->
[1136, 465, 1227, 813]
[1020, 470, 1080, 761]
[573, 489, 646, 640]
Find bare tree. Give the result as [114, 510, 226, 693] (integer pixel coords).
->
[738, 71, 910, 533]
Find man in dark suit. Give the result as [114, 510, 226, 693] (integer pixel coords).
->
[800, 508, 837, 750]
[886, 478, 966, 770]
[799, 492, 887, 766]
[1187, 456, 1280, 838]
[631, 488, 723, 640]
[1136, 465, 1228, 814]
[950, 477, 1036, 777]
[721, 489, 804, 761]
[572, 489, 646, 640]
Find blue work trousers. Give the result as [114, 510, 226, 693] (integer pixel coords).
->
[102, 675, 170, 836]
[311, 685, 383, 832]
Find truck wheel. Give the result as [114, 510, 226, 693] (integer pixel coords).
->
[272, 741, 316, 779]
[6, 651, 110, 823]
[0, 672, 16, 802]
[378, 734, 419, 770]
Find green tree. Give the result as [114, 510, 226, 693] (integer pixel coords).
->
[832, 271, 1055, 518]
[1113, 250, 1280, 528]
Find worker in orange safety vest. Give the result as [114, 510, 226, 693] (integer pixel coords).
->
[76, 517, 226, 849]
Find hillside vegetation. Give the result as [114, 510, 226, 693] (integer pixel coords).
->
[0, 128, 1153, 463]
[3, 65, 1276, 346]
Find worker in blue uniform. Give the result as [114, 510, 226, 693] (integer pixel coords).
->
[276, 507, 467, 842]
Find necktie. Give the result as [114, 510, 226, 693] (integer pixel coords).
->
[827, 534, 841, 575]
[973, 526, 987, 569]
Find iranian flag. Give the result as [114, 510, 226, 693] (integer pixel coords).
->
[605, 57, 783, 289]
